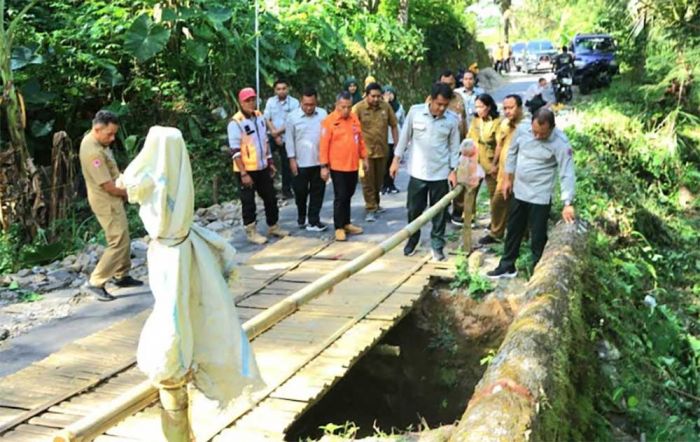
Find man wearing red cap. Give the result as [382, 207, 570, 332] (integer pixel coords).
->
[228, 87, 289, 244]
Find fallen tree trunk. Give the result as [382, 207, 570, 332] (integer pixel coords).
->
[450, 221, 591, 442]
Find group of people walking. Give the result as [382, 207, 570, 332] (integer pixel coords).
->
[77, 70, 576, 301]
[229, 77, 407, 246]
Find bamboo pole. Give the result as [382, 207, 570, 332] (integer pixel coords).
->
[53, 184, 464, 442]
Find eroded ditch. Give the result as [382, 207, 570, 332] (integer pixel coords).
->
[286, 281, 522, 440]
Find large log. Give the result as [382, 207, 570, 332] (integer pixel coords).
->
[450, 221, 590, 442]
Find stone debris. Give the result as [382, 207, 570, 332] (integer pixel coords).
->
[0, 199, 247, 343]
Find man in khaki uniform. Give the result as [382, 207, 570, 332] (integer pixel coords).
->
[79, 110, 143, 301]
[479, 94, 526, 245]
[353, 82, 398, 222]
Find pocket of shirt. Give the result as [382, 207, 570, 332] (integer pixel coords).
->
[413, 121, 427, 131]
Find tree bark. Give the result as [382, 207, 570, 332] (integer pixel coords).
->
[0, 0, 44, 235]
[399, 0, 409, 26]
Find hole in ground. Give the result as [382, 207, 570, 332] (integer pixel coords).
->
[286, 284, 517, 440]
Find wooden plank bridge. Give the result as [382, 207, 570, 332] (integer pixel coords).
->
[0, 236, 456, 441]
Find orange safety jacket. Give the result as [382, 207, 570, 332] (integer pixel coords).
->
[229, 110, 270, 172]
[319, 111, 367, 172]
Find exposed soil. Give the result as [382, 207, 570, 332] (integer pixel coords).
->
[286, 285, 519, 441]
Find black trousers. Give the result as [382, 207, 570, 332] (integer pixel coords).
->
[500, 198, 551, 270]
[293, 166, 326, 225]
[269, 136, 293, 194]
[406, 177, 449, 250]
[383, 143, 396, 188]
[330, 170, 358, 229]
[236, 168, 279, 227]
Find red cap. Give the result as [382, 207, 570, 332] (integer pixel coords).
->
[238, 87, 257, 102]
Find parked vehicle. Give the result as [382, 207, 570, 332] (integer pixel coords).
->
[552, 64, 574, 102]
[510, 41, 527, 72]
[523, 40, 557, 73]
[570, 33, 618, 80]
[576, 59, 614, 94]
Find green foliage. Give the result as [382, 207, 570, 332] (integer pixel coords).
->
[568, 74, 699, 440]
[123, 14, 171, 62]
[0, 0, 486, 272]
[319, 421, 359, 438]
[450, 252, 494, 297]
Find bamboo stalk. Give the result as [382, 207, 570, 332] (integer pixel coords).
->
[53, 184, 464, 442]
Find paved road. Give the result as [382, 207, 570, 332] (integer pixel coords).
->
[0, 73, 539, 377]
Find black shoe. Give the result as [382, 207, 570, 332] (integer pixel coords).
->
[113, 275, 144, 288]
[403, 241, 418, 257]
[486, 265, 518, 279]
[478, 235, 499, 245]
[450, 215, 464, 227]
[282, 189, 294, 200]
[389, 185, 400, 194]
[431, 248, 446, 262]
[306, 222, 328, 232]
[297, 219, 306, 229]
[81, 283, 116, 302]
[380, 186, 388, 195]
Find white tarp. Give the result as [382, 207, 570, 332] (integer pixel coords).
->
[120, 126, 262, 406]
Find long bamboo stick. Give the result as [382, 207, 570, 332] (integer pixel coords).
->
[53, 184, 464, 442]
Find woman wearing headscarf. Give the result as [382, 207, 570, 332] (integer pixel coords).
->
[343, 76, 362, 105]
[465, 93, 501, 230]
[119, 126, 262, 441]
[382, 85, 405, 194]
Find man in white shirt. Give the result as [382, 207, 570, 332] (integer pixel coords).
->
[264, 79, 299, 199]
[285, 88, 328, 232]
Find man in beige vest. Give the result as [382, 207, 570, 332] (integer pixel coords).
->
[79, 110, 142, 301]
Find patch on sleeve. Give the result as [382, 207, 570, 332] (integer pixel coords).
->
[567, 148, 573, 157]
[92, 158, 102, 168]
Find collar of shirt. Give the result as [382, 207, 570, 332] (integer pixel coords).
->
[421, 103, 446, 120]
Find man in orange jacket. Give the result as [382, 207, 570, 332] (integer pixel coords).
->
[320, 91, 369, 241]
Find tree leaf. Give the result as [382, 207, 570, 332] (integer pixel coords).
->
[20, 78, 56, 105]
[183, 40, 208, 66]
[205, 6, 233, 23]
[124, 14, 171, 62]
[30, 119, 54, 138]
[11, 46, 44, 71]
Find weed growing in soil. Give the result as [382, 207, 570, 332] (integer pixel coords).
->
[451, 252, 494, 297]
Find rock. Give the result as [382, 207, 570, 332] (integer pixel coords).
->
[32, 266, 46, 275]
[0, 328, 9, 341]
[206, 221, 226, 232]
[40, 279, 72, 291]
[196, 208, 207, 217]
[48, 269, 74, 282]
[17, 269, 31, 278]
[468, 251, 485, 273]
[596, 339, 621, 361]
[131, 258, 146, 269]
[70, 276, 86, 289]
[62, 255, 77, 266]
[132, 239, 149, 253]
[74, 254, 92, 272]
[31, 274, 48, 284]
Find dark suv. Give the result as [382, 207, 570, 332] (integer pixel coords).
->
[570, 33, 618, 73]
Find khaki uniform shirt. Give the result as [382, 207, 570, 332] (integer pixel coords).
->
[496, 116, 527, 185]
[79, 132, 122, 216]
[352, 100, 398, 158]
[468, 116, 501, 173]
